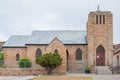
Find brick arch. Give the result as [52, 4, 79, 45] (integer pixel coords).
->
[96, 45, 105, 53]
[96, 45, 105, 66]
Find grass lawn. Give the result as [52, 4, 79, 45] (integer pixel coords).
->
[29, 75, 94, 80]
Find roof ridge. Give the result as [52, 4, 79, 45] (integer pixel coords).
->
[33, 30, 86, 31]
[11, 35, 30, 37]
[32, 30, 86, 34]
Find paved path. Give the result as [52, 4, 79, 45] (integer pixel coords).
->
[92, 75, 120, 80]
[0, 76, 34, 80]
[68, 74, 120, 80]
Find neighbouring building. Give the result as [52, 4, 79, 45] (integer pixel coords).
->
[3, 9, 113, 73]
[0, 42, 5, 52]
[113, 44, 120, 67]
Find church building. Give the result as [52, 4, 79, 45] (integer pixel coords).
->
[3, 9, 113, 73]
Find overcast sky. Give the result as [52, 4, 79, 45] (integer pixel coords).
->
[0, 0, 120, 44]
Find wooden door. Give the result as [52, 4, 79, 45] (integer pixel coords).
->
[96, 52, 105, 66]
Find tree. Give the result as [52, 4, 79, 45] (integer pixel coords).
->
[19, 58, 32, 68]
[36, 52, 62, 74]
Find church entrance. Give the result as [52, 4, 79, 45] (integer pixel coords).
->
[96, 45, 105, 66]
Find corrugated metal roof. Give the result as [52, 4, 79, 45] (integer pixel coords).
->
[3, 30, 87, 47]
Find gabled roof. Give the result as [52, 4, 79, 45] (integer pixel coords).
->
[3, 30, 87, 47]
[26, 30, 87, 45]
[3, 36, 29, 48]
[47, 37, 66, 49]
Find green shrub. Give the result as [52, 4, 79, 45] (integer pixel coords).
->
[0, 64, 6, 68]
[19, 58, 32, 68]
[36, 52, 62, 74]
[0, 53, 4, 60]
[84, 65, 90, 74]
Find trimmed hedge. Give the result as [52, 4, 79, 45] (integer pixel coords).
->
[19, 58, 32, 68]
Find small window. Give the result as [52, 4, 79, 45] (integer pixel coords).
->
[103, 15, 105, 24]
[100, 15, 102, 24]
[16, 53, 19, 61]
[54, 49, 58, 54]
[76, 48, 82, 60]
[96, 15, 98, 24]
[36, 48, 42, 59]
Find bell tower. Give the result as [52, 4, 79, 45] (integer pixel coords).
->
[87, 8, 113, 66]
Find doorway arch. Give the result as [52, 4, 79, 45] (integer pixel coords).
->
[96, 45, 105, 66]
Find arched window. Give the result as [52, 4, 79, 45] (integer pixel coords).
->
[96, 15, 98, 24]
[54, 49, 58, 54]
[96, 45, 105, 53]
[100, 15, 102, 24]
[103, 15, 105, 24]
[76, 48, 82, 60]
[16, 53, 19, 61]
[36, 48, 42, 59]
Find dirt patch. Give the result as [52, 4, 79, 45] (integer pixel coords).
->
[30, 75, 93, 80]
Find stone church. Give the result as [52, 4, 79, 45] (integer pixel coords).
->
[3, 9, 113, 73]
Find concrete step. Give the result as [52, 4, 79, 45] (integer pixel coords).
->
[96, 66, 112, 75]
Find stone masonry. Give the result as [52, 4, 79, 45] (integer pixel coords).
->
[87, 11, 113, 66]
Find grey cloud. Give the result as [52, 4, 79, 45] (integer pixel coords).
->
[0, 0, 120, 44]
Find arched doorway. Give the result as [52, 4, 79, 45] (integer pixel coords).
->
[66, 50, 69, 71]
[96, 45, 105, 66]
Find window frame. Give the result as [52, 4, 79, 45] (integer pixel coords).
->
[76, 48, 82, 60]
[16, 53, 19, 61]
[36, 48, 42, 59]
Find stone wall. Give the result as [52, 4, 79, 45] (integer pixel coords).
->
[3, 38, 88, 73]
[67, 60, 88, 73]
[65, 45, 88, 73]
[0, 68, 46, 76]
[3, 48, 27, 68]
[65, 45, 87, 61]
